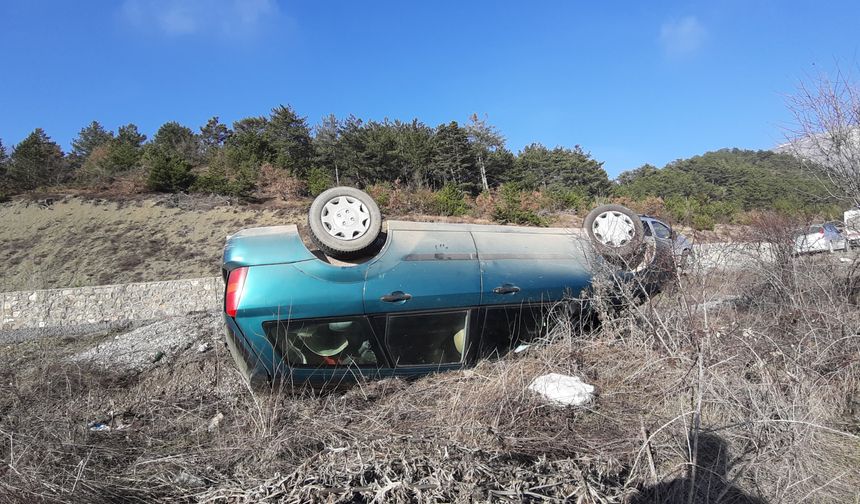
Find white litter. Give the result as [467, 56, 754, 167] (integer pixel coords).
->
[207, 412, 224, 432]
[528, 373, 595, 407]
[197, 342, 212, 353]
[839, 257, 851, 263]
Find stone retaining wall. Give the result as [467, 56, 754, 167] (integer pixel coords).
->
[1, 276, 224, 333]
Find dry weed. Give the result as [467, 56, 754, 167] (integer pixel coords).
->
[1, 226, 858, 503]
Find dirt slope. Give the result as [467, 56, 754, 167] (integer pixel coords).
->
[0, 196, 300, 291]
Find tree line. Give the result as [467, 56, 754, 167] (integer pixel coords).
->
[613, 149, 838, 229]
[0, 105, 839, 229]
[0, 106, 611, 199]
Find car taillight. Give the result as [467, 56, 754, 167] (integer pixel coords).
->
[819, 228, 825, 235]
[225, 267, 248, 317]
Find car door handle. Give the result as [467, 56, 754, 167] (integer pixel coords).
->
[493, 283, 521, 295]
[380, 291, 412, 303]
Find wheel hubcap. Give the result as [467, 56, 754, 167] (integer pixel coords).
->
[320, 196, 371, 240]
[592, 211, 636, 248]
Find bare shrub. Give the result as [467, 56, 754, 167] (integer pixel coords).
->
[784, 69, 860, 206]
[256, 163, 305, 202]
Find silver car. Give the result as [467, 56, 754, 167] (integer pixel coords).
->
[794, 223, 848, 255]
[639, 215, 693, 268]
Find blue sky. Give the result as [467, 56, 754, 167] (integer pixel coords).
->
[1, 1, 858, 177]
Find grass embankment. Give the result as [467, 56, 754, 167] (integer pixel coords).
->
[0, 196, 297, 292]
[1, 251, 857, 503]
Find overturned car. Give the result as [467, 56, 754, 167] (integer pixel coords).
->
[221, 187, 673, 387]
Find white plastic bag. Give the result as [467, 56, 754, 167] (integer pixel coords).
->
[528, 373, 595, 406]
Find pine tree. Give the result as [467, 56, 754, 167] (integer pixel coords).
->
[266, 105, 313, 175]
[150, 121, 198, 163]
[466, 114, 505, 191]
[117, 124, 147, 148]
[146, 149, 194, 192]
[200, 116, 231, 155]
[0, 139, 8, 171]
[313, 114, 342, 184]
[430, 121, 475, 189]
[71, 121, 114, 161]
[8, 129, 66, 190]
[0, 139, 8, 191]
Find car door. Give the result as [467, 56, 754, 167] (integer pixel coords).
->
[641, 219, 655, 237]
[827, 224, 847, 249]
[262, 314, 391, 385]
[231, 261, 371, 380]
[369, 308, 478, 378]
[471, 229, 592, 306]
[363, 229, 482, 314]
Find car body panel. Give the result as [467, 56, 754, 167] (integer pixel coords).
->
[363, 229, 481, 314]
[222, 225, 316, 269]
[231, 263, 368, 374]
[640, 216, 692, 257]
[845, 209, 860, 244]
[472, 230, 592, 305]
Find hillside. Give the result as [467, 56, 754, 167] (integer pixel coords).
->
[0, 196, 298, 292]
[614, 149, 838, 219]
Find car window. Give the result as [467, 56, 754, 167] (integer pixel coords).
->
[480, 305, 547, 358]
[264, 317, 382, 368]
[807, 226, 824, 234]
[386, 311, 468, 366]
[652, 221, 672, 239]
[642, 220, 653, 237]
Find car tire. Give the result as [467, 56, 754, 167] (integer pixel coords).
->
[583, 204, 645, 267]
[308, 187, 383, 259]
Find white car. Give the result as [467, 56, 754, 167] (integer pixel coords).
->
[844, 209, 860, 246]
[794, 223, 848, 255]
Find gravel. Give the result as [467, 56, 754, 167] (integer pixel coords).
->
[70, 312, 222, 373]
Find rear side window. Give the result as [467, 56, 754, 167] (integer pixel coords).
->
[642, 221, 653, 236]
[652, 221, 672, 239]
[480, 305, 548, 358]
[264, 317, 382, 368]
[386, 311, 468, 366]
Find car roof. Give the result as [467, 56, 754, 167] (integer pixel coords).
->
[387, 220, 577, 235]
[225, 221, 588, 268]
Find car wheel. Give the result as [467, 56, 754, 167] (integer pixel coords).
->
[583, 204, 645, 267]
[308, 187, 383, 259]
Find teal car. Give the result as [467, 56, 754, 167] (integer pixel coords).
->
[221, 188, 669, 387]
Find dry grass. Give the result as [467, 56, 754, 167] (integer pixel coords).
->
[0, 196, 301, 291]
[1, 226, 859, 502]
